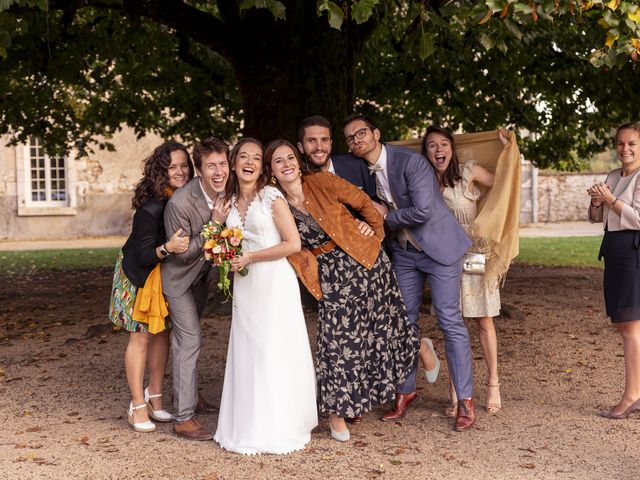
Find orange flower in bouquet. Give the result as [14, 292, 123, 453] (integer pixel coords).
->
[201, 221, 248, 300]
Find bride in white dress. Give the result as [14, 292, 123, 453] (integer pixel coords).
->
[214, 138, 317, 455]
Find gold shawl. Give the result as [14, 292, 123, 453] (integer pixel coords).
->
[391, 130, 521, 285]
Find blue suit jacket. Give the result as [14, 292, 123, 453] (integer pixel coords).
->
[383, 144, 471, 266]
[332, 152, 379, 201]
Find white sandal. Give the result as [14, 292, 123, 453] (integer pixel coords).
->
[144, 387, 173, 422]
[127, 402, 156, 432]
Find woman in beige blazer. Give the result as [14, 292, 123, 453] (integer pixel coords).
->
[588, 122, 640, 419]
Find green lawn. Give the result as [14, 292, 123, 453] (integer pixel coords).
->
[0, 237, 603, 274]
[0, 248, 120, 275]
[515, 236, 603, 269]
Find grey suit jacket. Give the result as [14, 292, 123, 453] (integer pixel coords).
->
[383, 144, 471, 266]
[161, 177, 212, 297]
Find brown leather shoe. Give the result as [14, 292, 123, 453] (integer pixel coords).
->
[173, 418, 213, 441]
[345, 416, 362, 425]
[454, 398, 476, 432]
[195, 394, 218, 414]
[380, 392, 418, 422]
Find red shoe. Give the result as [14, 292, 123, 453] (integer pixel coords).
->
[454, 398, 476, 432]
[380, 392, 418, 422]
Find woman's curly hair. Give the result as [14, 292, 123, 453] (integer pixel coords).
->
[132, 141, 194, 209]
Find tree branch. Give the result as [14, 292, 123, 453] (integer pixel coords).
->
[48, 0, 235, 60]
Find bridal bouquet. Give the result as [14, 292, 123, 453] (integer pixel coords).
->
[201, 221, 248, 300]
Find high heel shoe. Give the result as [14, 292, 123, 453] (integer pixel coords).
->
[144, 387, 172, 422]
[486, 383, 502, 413]
[329, 420, 350, 442]
[127, 402, 156, 432]
[598, 398, 640, 419]
[421, 338, 440, 384]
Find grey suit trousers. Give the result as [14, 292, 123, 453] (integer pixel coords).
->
[166, 263, 210, 422]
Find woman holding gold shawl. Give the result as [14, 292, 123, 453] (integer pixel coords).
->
[423, 127, 517, 415]
[108, 142, 192, 432]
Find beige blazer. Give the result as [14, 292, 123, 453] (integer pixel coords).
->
[161, 177, 212, 297]
[589, 167, 640, 231]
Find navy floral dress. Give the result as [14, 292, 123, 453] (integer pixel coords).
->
[291, 208, 419, 418]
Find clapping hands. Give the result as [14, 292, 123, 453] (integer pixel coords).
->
[587, 182, 613, 207]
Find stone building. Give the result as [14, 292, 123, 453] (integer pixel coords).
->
[0, 129, 164, 240]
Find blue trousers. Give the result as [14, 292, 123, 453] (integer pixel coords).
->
[392, 241, 474, 399]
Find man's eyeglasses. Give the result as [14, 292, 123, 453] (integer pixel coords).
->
[345, 127, 369, 146]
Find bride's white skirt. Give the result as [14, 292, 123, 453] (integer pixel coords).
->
[214, 258, 318, 455]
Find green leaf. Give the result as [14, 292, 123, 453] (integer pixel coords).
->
[239, 0, 286, 20]
[0, 29, 10, 48]
[0, 0, 16, 11]
[503, 18, 524, 40]
[352, 0, 379, 25]
[266, 0, 286, 20]
[418, 31, 434, 60]
[479, 33, 494, 50]
[317, 0, 344, 29]
[485, 0, 505, 13]
[513, 3, 533, 15]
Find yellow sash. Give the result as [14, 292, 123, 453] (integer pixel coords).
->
[132, 264, 169, 334]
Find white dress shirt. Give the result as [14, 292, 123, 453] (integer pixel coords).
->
[198, 177, 215, 210]
[372, 146, 394, 206]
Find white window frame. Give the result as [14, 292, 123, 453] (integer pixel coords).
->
[16, 137, 77, 216]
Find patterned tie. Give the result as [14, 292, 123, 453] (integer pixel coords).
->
[368, 163, 383, 175]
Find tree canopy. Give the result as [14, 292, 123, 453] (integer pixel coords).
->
[1, 0, 639, 169]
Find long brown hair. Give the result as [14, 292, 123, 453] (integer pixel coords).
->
[224, 138, 267, 203]
[132, 141, 193, 209]
[263, 138, 311, 194]
[421, 126, 462, 189]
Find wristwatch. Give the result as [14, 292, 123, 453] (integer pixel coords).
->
[159, 244, 171, 257]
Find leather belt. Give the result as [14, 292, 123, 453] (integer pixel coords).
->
[310, 239, 337, 256]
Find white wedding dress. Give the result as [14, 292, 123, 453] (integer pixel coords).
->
[214, 186, 318, 455]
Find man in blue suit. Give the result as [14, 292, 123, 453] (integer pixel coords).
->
[343, 114, 477, 432]
[296, 115, 377, 199]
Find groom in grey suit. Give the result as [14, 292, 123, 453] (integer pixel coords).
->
[343, 114, 477, 432]
[162, 137, 230, 440]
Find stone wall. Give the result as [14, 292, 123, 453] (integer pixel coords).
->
[534, 171, 608, 223]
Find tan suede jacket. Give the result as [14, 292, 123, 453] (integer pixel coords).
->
[287, 172, 384, 300]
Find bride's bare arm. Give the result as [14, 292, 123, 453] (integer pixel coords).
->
[231, 197, 301, 270]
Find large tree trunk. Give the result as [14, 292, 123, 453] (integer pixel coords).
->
[222, 6, 362, 146]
